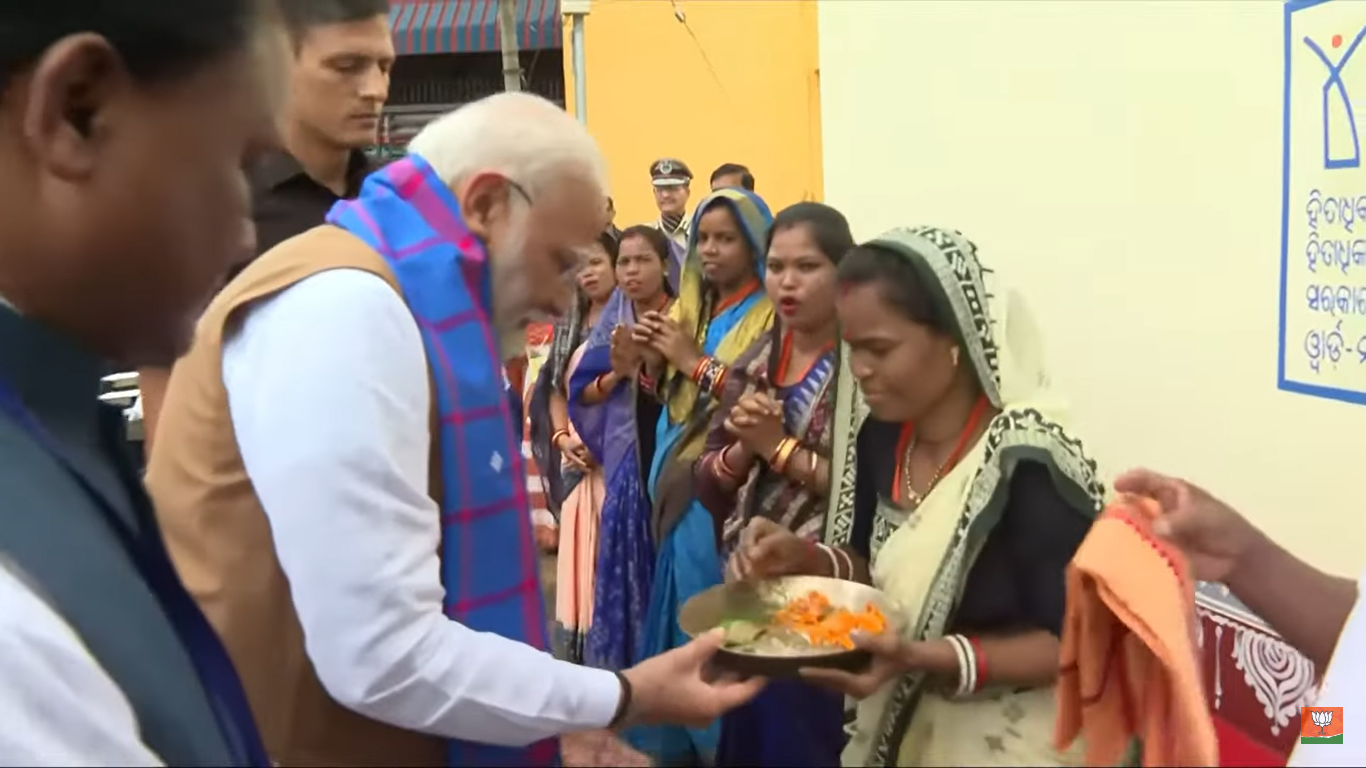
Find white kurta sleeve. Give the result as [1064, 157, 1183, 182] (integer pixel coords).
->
[0, 560, 163, 766]
[221, 269, 621, 747]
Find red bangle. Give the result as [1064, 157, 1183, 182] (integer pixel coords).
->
[691, 356, 711, 383]
[967, 636, 986, 692]
[717, 445, 744, 479]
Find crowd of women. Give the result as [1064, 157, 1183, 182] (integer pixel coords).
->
[524, 187, 1107, 767]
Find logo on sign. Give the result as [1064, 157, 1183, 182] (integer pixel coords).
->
[1301, 706, 1345, 745]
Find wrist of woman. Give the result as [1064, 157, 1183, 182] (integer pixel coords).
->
[727, 442, 757, 468]
[917, 638, 963, 677]
[680, 352, 704, 378]
[713, 445, 748, 486]
[1226, 525, 1276, 598]
[767, 437, 800, 474]
[804, 540, 841, 577]
[778, 445, 820, 484]
[593, 371, 620, 396]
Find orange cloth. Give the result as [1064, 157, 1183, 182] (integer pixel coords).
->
[1054, 493, 1219, 767]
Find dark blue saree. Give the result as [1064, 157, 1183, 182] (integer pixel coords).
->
[567, 290, 658, 672]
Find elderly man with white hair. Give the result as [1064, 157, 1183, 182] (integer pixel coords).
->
[143, 92, 763, 766]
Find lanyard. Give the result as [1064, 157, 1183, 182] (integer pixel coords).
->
[0, 375, 268, 767]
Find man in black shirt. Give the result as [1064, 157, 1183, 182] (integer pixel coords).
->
[142, 0, 394, 454]
[241, 0, 395, 266]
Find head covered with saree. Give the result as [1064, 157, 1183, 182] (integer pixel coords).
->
[660, 187, 776, 425]
[832, 225, 1107, 767]
[629, 187, 777, 765]
[648, 187, 776, 542]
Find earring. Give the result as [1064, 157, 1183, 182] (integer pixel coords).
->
[951, 347, 960, 367]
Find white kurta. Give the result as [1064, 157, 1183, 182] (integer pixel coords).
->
[220, 268, 620, 746]
[1289, 567, 1366, 765]
[0, 560, 163, 765]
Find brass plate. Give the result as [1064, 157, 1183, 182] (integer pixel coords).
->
[678, 575, 897, 678]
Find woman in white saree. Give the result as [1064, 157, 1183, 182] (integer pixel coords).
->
[732, 226, 1109, 767]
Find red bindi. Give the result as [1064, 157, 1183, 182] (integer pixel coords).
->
[1333, 33, 1344, 48]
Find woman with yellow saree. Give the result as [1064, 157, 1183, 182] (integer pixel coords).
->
[627, 188, 775, 765]
[731, 226, 1108, 767]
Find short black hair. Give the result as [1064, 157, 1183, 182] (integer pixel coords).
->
[278, 0, 391, 38]
[769, 202, 854, 264]
[710, 163, 755, 191]
[837, 244, 954, 335]
[0, 0, 267, 90]
[596, 230, 619, 262]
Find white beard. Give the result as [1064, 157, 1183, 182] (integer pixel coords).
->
[488, 216, 533, 361]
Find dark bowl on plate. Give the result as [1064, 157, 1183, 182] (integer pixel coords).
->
[678, 575, 897, 678]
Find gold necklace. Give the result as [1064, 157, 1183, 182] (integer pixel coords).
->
[896, 396, 992, 509]
[899, 436, 953, 509]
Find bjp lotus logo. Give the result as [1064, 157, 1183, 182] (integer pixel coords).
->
[1312, 709, 1335, 737]
[1301, 706, 1345, 745]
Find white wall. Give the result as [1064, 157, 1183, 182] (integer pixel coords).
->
[820, 0, 1366, 574]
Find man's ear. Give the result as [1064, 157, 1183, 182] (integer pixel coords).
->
[22, 33, 127, 182]
[456, 171, 513, 240]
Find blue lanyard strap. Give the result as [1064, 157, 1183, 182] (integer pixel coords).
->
[0, 376, 268, 767]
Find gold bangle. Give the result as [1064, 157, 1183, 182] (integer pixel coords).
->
[769, 437, 800, 474]
[712, 364, 729, 393]
[806, 448, 819, 482]
[551, 428, 570, 448]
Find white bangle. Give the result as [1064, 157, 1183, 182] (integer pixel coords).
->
[945, 634, 975, 696]
[833, 546, 854, 579]
[815, 542, 841, 578]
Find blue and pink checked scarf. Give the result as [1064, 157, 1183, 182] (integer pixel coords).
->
[326, 155, 557, 767]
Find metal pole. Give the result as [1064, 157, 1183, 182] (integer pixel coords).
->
[571, 14, 587, 124]
[498, 0, 523, 92]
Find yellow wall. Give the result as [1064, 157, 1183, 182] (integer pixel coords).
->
[819, 0, 1365, 575]
[565, 0, 823, 226]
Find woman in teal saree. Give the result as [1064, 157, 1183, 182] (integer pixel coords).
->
[627, 188, 776, 765]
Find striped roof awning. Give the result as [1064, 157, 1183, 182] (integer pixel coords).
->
[390, 0, 563, 56]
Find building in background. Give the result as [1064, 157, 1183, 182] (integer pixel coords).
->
[374, 0, 567, 159]
[562, 0, 824, 225]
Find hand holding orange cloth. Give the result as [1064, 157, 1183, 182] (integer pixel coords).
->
[1054, 493, 1219, 767]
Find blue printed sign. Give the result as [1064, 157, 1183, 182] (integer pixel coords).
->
[1279, 0, 1366, 404]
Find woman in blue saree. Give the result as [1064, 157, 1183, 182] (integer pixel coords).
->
[566, 225, 675, 673]
[543, 234, 618, 663]
[628, 188, 776, 765]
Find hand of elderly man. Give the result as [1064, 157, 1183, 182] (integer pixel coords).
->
[617, 629, 767, 728]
